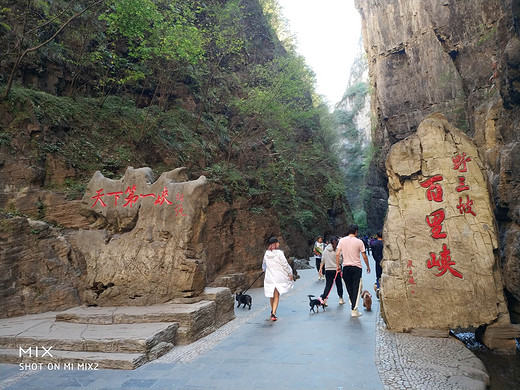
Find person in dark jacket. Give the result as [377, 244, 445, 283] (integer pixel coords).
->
[371, 231, 384, 298]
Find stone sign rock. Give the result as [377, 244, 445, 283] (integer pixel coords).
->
[79, 167, 208, 306]
[382, 114, 510, 333]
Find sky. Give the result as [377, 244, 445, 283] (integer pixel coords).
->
[277, 0, 362, 106]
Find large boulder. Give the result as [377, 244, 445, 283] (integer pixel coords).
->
[382, 114, 510, 334]
[78, 167, 209, 306]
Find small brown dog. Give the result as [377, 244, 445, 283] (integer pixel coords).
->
[361, 290, 372, 311]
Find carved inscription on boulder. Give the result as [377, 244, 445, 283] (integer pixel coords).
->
[79, 167, 208, 306]
[382, 114, 510, 331]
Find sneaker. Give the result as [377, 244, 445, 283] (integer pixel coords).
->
[351, 309, 362, 318]
[270, 313, 277, 321]
[339, 298, 345, 305]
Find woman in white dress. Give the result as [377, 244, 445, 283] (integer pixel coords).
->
[262, 237, 294, 321]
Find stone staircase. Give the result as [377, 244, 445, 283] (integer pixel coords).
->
[0, 287, 233, 370]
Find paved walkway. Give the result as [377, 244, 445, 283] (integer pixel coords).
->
[0, 261, 489, 390]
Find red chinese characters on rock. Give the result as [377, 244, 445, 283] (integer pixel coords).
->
[123, 185, 139, 208]
[420, 175, 444, 202]
[107, 191, 124, 206]
[407, 260, 417, 293]
[456, 176, 470, 192]
[90, 186, 186, 216]
[174, 192, 186, 217]
[427, 243, 463, 279]
[452, 152, 471, 172]
[453, 152, 476, 217]
[457, 195, 476, 216]
[91, 189, 107, 208]
[425, 209, 447, 239]
[154, 187, 173, 206]
[418, 151, 477, 281]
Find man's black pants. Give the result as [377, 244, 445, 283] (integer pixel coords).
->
[342, 265, 362, 310]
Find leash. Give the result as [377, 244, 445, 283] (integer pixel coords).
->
[324, 269, 342, 300]
[241, 271, 264, 294]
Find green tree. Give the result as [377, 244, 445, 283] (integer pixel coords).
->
[1, 0, 105, 100]
[94, 0, 204, 105]
[193, 0, 247, 134]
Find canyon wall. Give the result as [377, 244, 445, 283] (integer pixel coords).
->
[355, 0, 520, 321]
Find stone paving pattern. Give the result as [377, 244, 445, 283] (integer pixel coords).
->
[0, 263, 489, 390]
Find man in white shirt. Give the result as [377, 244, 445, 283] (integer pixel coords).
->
[336, 224, 371, 317]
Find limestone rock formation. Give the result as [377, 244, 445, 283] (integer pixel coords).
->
[79, 167, 209, 306]
[382, 114, 510, 332]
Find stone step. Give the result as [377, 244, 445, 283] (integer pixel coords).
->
[0, 287, 235, 369]
[0, 348, 147, 370]
[176, 324, 216, 346]
[55, 301, 217, 344]
[56, 301, 215, 327]
[0, 319, 178, 354]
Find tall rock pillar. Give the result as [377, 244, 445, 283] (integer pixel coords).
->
[382, 114, 515, 348]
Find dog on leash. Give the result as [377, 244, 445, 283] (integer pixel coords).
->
[235, 292, 252, 310]
[361, 290, 372, 311]
[308, 295, 324, 313]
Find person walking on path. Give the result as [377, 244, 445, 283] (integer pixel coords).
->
[371, 231, 384, 298]
[319, 236, 346, 306]
[362, 235, 371, 255]
[313, 236, 326, 280]
[336, 224, 371, 317]
[262, 237, 294, 321]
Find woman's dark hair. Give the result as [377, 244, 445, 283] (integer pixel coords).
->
[268, 237, 279, 245]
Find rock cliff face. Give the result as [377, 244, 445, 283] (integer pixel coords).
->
[0, 216, 85, 317]
[356, 0, 520, 322]
[334, 41, 373, 223]
[203, 196, 283, 290]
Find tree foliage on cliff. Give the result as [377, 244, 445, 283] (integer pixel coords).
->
[0, 0, 352, 245]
